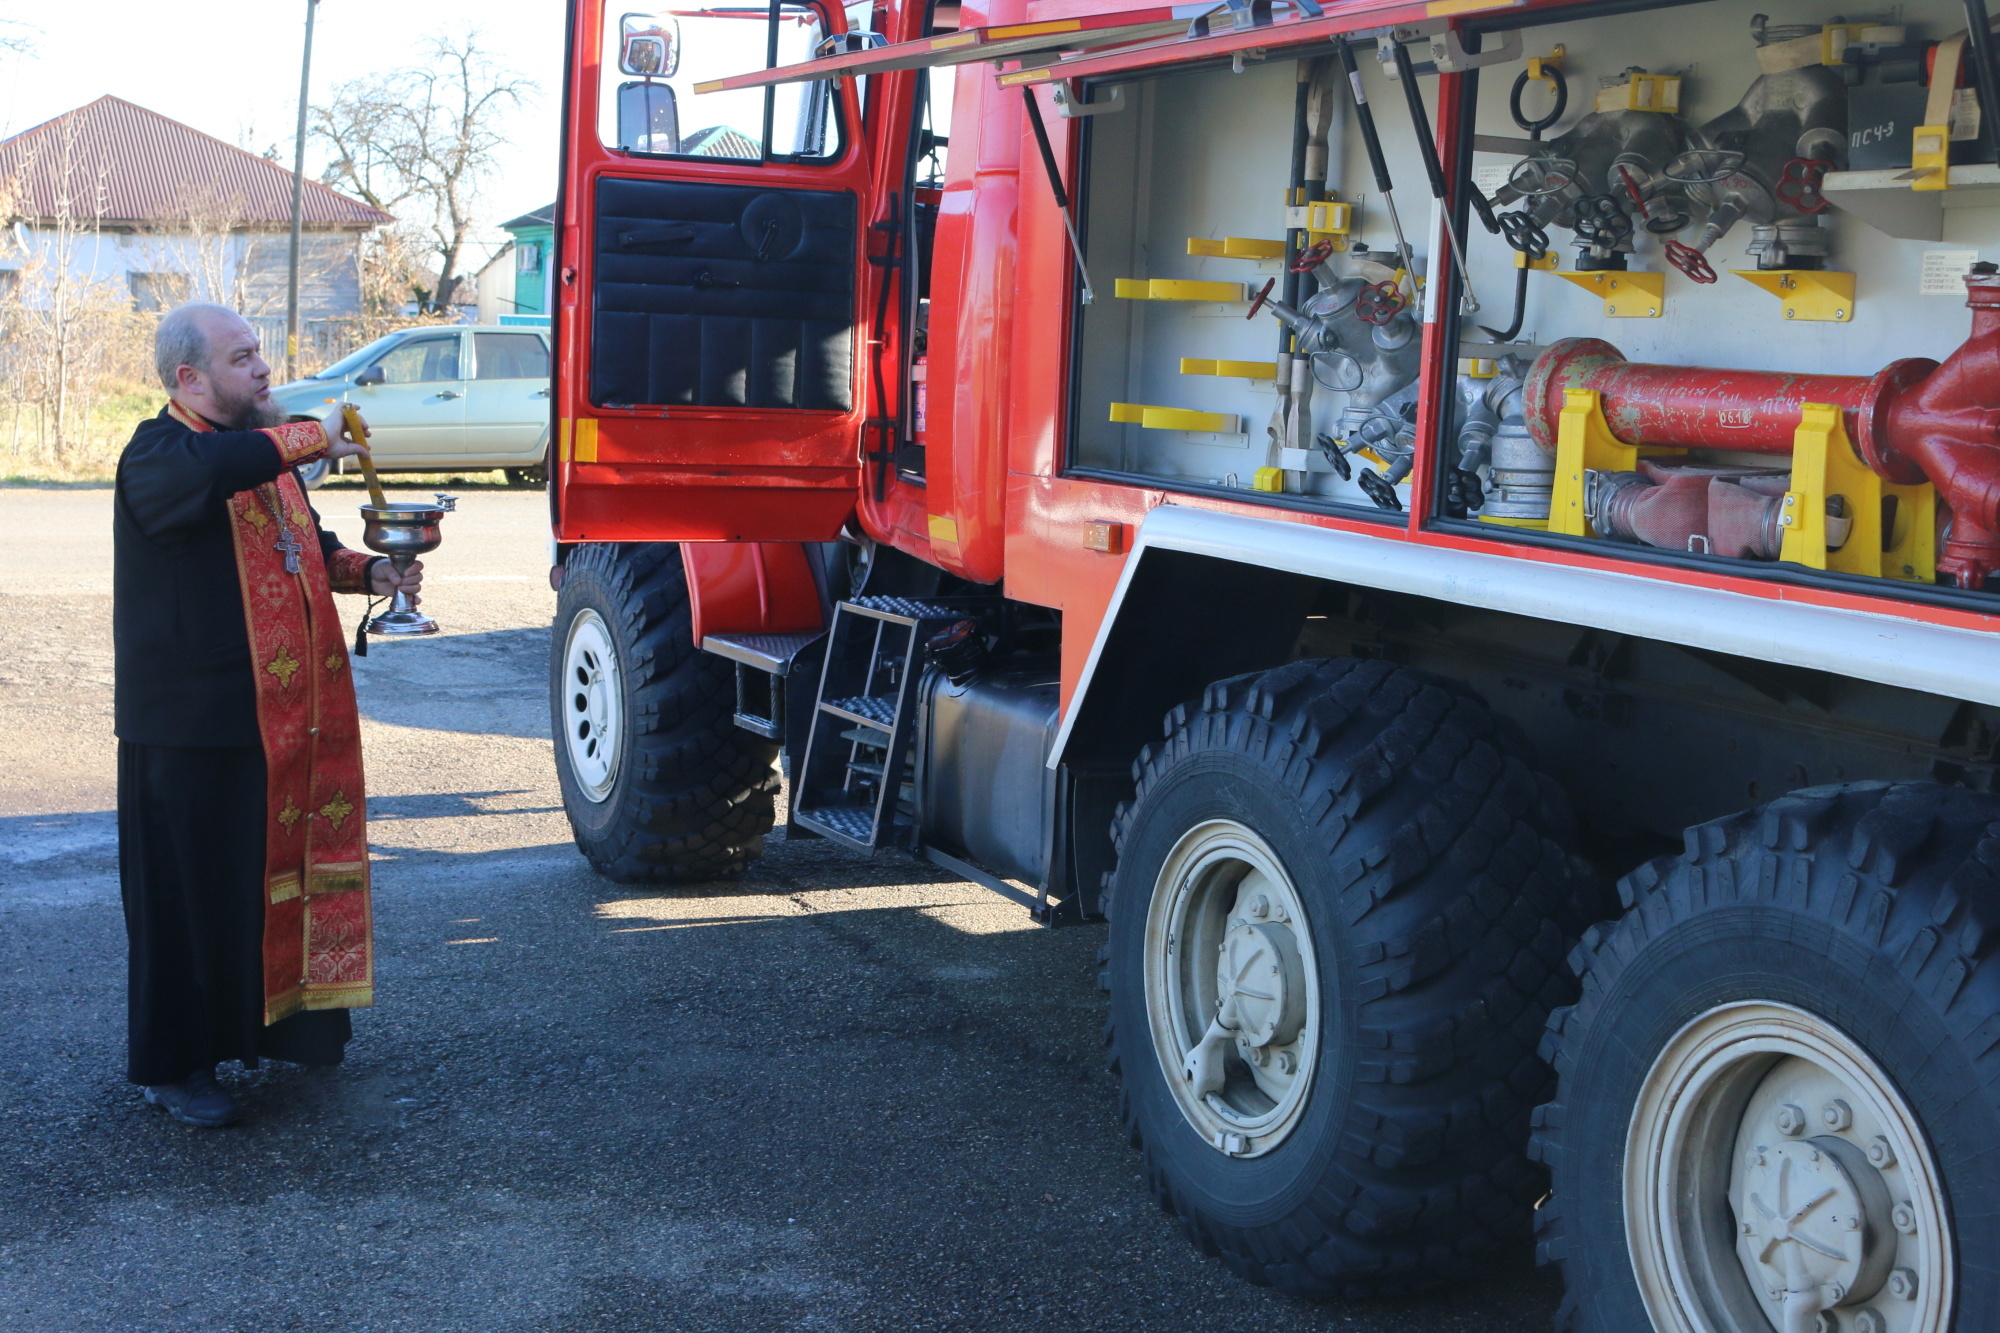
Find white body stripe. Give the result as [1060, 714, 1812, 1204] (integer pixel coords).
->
[1050, 504, 2000, 768]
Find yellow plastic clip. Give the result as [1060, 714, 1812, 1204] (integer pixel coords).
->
[1778, 403, 1936, 580]
[1252, 466, 1285, 493]
[1593, 71, 1680, 114]
[1910, 125, 1951, 192]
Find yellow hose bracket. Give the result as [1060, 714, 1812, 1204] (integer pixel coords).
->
[1557, 270, 1664, 318]
[1731, 269, 1855, 322]
[1549, 388, 1639, 538]
[1779, 404, 1936, 580]
[1517, 250, 1559, 271]
[1115, 278, 1247, 302]
[1186, 237, 1287, 260]
[1109, 402, 1243, 435]
[1180, 358, 1277, 380]
[1253, 466, 1285, 493]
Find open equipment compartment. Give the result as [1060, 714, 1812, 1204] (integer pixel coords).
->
[1437, 0, 2000, 598]
[1066, 43, 1450, 514]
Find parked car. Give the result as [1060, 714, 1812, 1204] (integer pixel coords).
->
[270, 325, 553, 488]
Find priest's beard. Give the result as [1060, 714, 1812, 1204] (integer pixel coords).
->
[210, 385, 285, 431]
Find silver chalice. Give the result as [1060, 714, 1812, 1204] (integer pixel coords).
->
[359, 493, 455, 635]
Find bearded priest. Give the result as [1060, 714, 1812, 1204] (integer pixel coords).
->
[114, 303, 422, 1128]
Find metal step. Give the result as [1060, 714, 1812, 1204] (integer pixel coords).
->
[702, 632, 821, 740]
[790, 597, 965, 852]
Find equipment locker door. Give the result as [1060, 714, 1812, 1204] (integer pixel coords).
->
[554, 1, 875, 544]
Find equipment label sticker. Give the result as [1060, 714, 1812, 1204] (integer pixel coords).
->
[1920, 250, 1981, 296]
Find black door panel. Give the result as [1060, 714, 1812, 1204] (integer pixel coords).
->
[591, 177, 856, 412]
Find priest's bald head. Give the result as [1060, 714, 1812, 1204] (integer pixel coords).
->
[156, 302, 283, 431]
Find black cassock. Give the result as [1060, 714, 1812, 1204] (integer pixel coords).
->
[114, 407, 363, 1085]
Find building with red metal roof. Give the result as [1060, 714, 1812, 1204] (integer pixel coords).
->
[0, 96, 393, 329]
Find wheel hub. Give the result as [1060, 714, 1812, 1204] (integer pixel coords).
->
[562, 609, 622, 803]
[1625, 1003, 1951, 1333]
[1215, 921, 1306, 1049]
[1144, 820, 1321, 1159]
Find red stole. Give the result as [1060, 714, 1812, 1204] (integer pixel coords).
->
[169, 402, 374, 1022]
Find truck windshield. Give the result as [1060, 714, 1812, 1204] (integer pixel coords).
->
[598, 4, 845, 161]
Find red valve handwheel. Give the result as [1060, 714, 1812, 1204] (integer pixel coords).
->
[1665, 239, 1717, 284]
[1356, 279, 1407, 326]
[1291, 239, 1338, 273]
[1776, 157, 1831, 214]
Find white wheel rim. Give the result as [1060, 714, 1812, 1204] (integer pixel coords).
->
[1626, 1001, 1952, 1333]
[1143, 819, 1321, 1158]
[562, 609, 622, 803]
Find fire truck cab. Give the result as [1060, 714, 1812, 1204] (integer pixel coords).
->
[550, 0, 2000, 1323]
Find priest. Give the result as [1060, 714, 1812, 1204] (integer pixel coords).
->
[115, 302, 421, 1128]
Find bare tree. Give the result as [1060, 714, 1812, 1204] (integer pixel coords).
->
[314, 34, 532, 314]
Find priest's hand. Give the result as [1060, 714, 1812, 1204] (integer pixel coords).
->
[323, 411, 373, 462]
[370, 558, 423, 605]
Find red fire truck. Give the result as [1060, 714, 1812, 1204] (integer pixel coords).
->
[549, 0, 2000, 1324]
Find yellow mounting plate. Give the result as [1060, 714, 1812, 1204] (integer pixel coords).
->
[1731, 269, 1855, 322]
[1113, 278, 1246, 302]
[1186, 237, 1286, 260]
[1556, 270, 1665, 317]
[1181, 357, 1277, 379]
[1518, 251, 1559, 271]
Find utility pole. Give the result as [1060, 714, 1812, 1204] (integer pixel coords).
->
[284, 0, 320, 382]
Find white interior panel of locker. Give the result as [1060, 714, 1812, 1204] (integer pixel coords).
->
[1074, 55, 1436, 501]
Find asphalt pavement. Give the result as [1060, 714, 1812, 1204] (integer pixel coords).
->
[0, 481, 1561, 1332]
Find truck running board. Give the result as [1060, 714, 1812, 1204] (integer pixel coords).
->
[792, 597, 963, 851]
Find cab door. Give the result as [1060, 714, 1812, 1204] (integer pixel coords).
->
[554, 1, 885, 543]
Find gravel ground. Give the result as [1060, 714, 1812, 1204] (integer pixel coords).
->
[0, 482, 1561, 1332]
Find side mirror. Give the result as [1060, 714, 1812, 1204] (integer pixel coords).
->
[355, 365, 385, 388]
[619, 14, 680, 77]
[617, 80, 680, 153]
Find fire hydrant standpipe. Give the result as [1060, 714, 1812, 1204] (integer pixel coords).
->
[1523, 266, 2000, 588]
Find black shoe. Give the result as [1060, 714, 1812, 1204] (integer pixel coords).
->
[142, 1068, 241, 1128]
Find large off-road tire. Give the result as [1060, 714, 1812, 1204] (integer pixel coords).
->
[1101, 657, 1603, 1294]
[551, 542, 779, 881]
[1534, 782, 2000, 1333]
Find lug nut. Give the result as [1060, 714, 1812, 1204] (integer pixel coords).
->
[1867, 1136, 1897, 1169]
[1250, 1046, 1270, 1067]
[1855, 1310, 1887, 1333]
[1276, 1050, 1296, 1074]
[1892, 1202, 1917, 1234]
[1248, 895, 1270, 920]
[1888, 1268, 1918, 1300]
[1821, 1099, 1853, 1132]
[1776, 1104, 1808, 1136]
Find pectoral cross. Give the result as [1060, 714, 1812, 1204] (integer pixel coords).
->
[275, 527, 303, 575]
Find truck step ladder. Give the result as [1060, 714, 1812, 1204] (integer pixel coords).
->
[792, 597, 962, 851]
